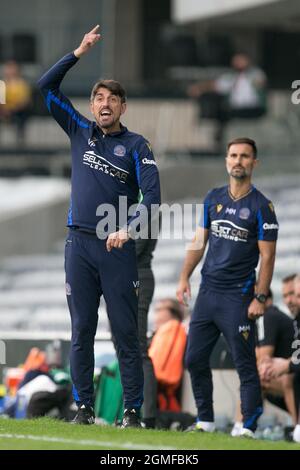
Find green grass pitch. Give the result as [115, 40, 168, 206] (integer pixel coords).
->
[0, 418, 299, 450]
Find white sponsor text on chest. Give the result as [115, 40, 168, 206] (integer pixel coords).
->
[211, 219, 249, 242]
[83, 150, 129, 183]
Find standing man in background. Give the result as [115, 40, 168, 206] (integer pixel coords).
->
[177, 137, 278, 437]
[136, 237, 158, 429]
[0, 60, 31, 143]
[38, 26, 161, 427]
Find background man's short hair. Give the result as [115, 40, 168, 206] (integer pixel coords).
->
[227, 137, 258, 158]
[90, 79, 126, 103]
[158, 298, 185, 322]
[282, 273, 297, 284]
[294, 274, 300, 284]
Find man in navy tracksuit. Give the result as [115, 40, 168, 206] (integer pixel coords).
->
[38, 26, 161, 427]
[177, 137, 278, 437]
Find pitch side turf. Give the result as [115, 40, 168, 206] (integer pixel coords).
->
[0, 418, 299, 450]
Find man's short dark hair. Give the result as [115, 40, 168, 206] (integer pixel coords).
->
[227, 137, 257, 158]
[90, 79, 126, 103]
[282, 274, 297, 284]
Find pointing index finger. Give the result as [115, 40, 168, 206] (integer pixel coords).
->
[89, 25, 100, 34]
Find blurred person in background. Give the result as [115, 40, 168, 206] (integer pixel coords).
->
[1, 344, 72, 421]
[0, 60, 31, 144]
[149, 298, 187, 414]
[282, 274, 298, 317]
[37, 25, 161, 428]
[263, 275, 300, 443]
[187, 53, 267, 150]
[259, 274, 300, 381]
[135, 237, 158, 429]
[177, 137, 278, 438]
[232, 286, 298, 437]
[109, 219, 159, 427]
[256, 288, 298, 423]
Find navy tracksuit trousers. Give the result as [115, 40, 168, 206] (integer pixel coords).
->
[65, 229, 144, 410]
[186, 287, 263, 431]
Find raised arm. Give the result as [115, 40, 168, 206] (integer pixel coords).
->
[37, 25, 101, 135]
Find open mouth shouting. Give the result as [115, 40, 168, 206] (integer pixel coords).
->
[100, 109, 112, 118]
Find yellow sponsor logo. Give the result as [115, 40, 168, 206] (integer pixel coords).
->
[242, 331, 249, 341]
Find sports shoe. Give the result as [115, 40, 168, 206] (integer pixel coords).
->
[185, 421, 216, 433]
[121, 408, 141, 428]
[240, 427, 255, 439]
[231, 422, 243, 437]
[141, 417, 156, 429]
[72, 404, 95, 425]
[293, 424, 300, 443]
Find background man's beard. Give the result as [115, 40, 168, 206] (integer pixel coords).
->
[229, 169, 248, 179]
[231, 172, 247, 179]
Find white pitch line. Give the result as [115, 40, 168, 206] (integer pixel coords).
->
[0, 433, 175, 450]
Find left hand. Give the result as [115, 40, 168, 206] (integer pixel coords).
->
[106, 229, 130, 252]
[248, 298, 265, 320]
[258, 357, 273, 382]
[267, 357, 290, 379]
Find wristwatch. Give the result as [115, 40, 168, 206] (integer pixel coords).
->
[254, 293, 267, 303]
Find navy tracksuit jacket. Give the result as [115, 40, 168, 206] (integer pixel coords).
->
[38, 52, 161, 409]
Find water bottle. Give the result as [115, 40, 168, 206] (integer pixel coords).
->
[262, 426, 273, 440]
[46, 340, 62, 367]
[15, 392, 27, 419]
[271, 425, 284, 441]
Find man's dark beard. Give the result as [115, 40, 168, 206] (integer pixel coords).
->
[99, 118, 115, 129]
[231, 171, 247, 179]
